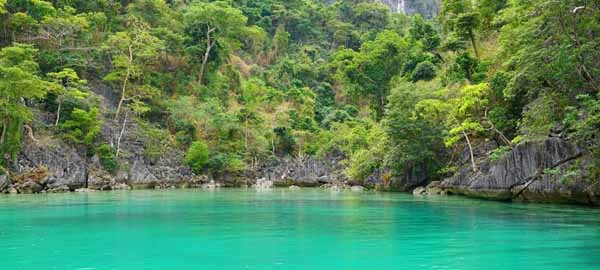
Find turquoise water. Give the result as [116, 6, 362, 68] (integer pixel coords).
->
[1, 189, 599, 270]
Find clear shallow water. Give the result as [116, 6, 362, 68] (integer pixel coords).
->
[1, 189, 599, 270]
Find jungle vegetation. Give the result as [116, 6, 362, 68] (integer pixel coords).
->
[0, 0, 598, 182]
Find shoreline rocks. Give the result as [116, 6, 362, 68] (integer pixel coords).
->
[351, 186, 365, 192]
[201, 180, 220, 190]
[3, 129, 599, 207]
[253, 178, 274, 189]
[413, 181, 447, 196]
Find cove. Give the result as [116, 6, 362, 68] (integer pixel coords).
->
[1, 189, 599, 270]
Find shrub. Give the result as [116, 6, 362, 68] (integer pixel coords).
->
[138, 121, 172, 160]
[345, 149, 380, 181]
[95, 144, 119, 172]
[411, 61, 437, 82]
[519, 93, 565, 141]
[207, 153, 246, 175]
[60, 107, 102, 145]
[489, 146, 511, 162]
[184, 141, 209, 174]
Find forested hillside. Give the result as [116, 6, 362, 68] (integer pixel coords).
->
[0, 0, 598, 198]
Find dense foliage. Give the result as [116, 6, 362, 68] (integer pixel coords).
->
[0, 0, 598, 183]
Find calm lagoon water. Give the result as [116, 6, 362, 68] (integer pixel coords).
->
[1, 189, 599, 270]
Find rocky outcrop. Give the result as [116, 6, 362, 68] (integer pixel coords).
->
[363, 164, 429, 191]
[253, 178, 274, 189]
[15, 180, 43, 194]
[441, 138, 600, 205]
[413, 181, 446, 196]
[351, 185, 365, 192]
[251, 152, 427, 191]
[0, 175, 9, 191]
[253, 152, 348, 187]
[17, 140, 87, 190]
[320, 0, 440, 19]
[128, 158, 159, 188]
[5, 109, 197, 193]
[379, 0, 440, 19]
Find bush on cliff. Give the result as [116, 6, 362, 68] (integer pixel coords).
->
[184, 141, 209, 174]
[95, 144, 119, 173]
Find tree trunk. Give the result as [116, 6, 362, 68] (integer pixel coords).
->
[198, 26, 216, 85]
[244, 119, 249, 151]
[24, 124, 39, 144]
[462, 130, 477, 172]
[487, 120, 512, 147]
[492, 126, 512, 148]
[115, 45, 133, 120]
[0, 119, 7, 145]
[198, 46, 211, 84]
[55, 102, 62, 126]
[271, 124, 276, 156]
[0, 165, 9, 180]
[116, 111, 128, 159]
[375, 91, 385, 120]
[469, 30, 479, 58]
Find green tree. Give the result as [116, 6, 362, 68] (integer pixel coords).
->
[444, 83, 490, 171]
[384, 81, 445, 179]
[185, 141, 209, 174]
[103, 16, 164, 120]
[332, 30, 411, 120]
[409, 15, 441, 53]
[60, 107, 101, 146]
[441, 0, 480, 57]
[183, 1, 248, 84]
[411, 61, 437, 82]
[46, 68, 88, 126]
[37, 6, 91, 67]
[568, 94, 600, 179]
[0, 44, 47, 163]
[0, 0, 6, 14]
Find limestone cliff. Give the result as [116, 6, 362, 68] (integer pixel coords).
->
[440, 138, 600, 206]
[380, 0, 440, 19]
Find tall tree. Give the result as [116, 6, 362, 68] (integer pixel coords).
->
[332, 30, 411, 120]
[441, 0, 480, 58]
[0, 44, 47, 163]
[103, 16, 164, 120]
[183, 1, 248, 84]
[47, 68, 88, 126]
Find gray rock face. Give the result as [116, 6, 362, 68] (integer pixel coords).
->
[253, 152, 428, 191]
[128, 159, 159, 187]
[253, 178, 274, 189]
[104, 117, 193, 188]
[412, 186, 427, 196]
[17, 181, 43, 194]
[18, 141, 87, 189]
[0, 175, 8, 191]
[380, 0, 440, 19]
[255, 153, 348, 187]
[413, 181, 446, 196]
[442, 138, 600, 205]
[11, 100, 195, 192]
[363, 164, 428, 191]
[351, 186, 365, 192]
[320, 0, 440, 19]
[48, 185, 71, 193]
